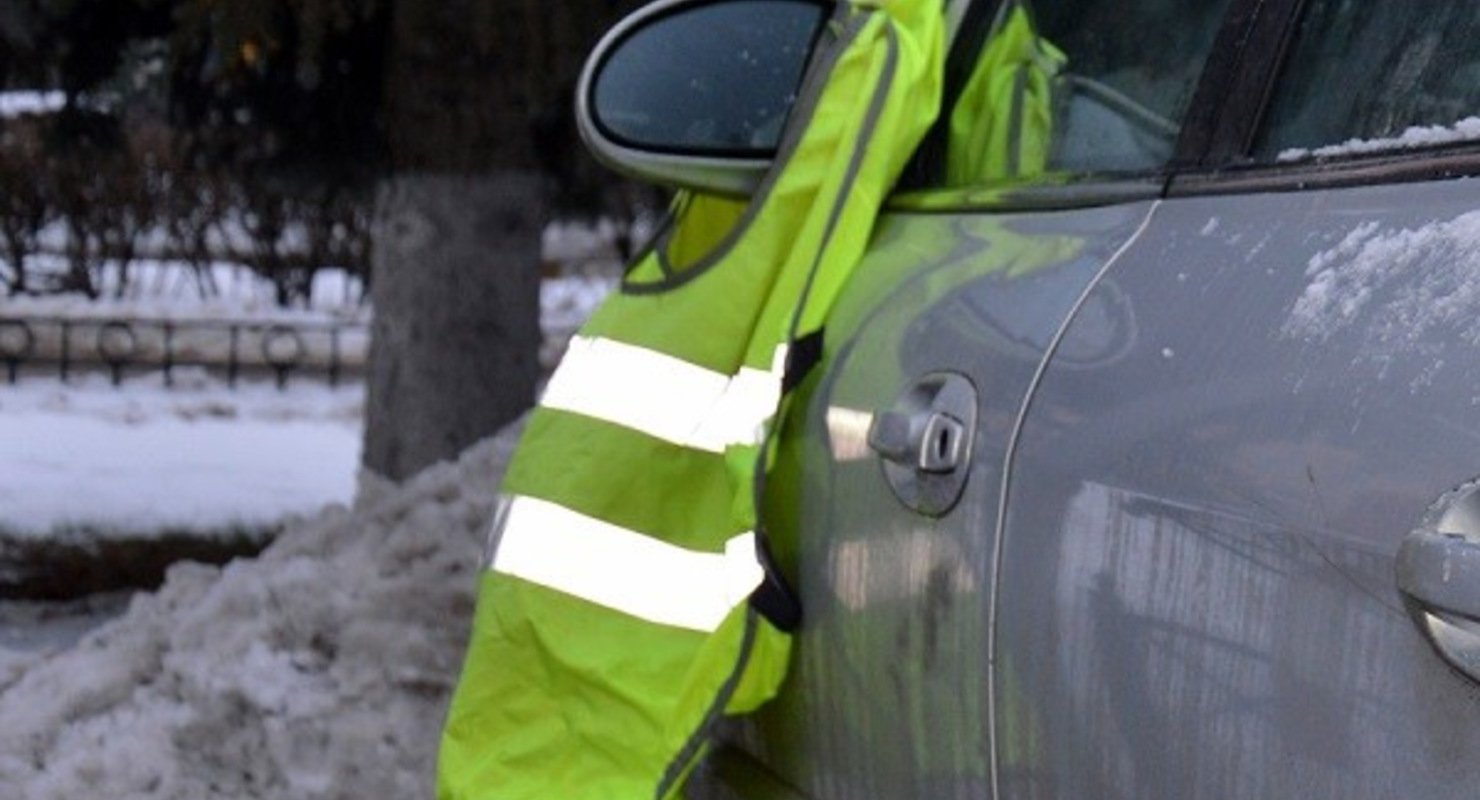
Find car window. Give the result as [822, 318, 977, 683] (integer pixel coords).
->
[1254, 0, 1480, 160]
[1035, 0, 1233, 174]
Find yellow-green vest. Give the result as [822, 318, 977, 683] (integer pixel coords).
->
[437, 1, 944, 798]
[949, 0, 1065, 185]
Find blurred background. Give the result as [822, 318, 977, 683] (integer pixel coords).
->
[0, 0, 657, 566]
[0, 3, 674, 795]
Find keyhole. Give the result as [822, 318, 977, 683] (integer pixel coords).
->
[936, 427, 952, 460]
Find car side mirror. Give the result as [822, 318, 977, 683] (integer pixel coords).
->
[576, 0, 831, 196]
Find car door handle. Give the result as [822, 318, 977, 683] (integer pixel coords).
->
[1397, 530, 1480, 618]
[865, 372, 978, 517]
[1397, 528, 1480, 680]
[868, 409, 967, 474]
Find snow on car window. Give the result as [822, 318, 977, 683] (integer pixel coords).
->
[1255, 1, 1480, 160]
[1277, 117, 1480, 162]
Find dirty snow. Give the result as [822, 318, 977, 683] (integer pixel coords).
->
[1283, 211, 1480, 345]
[0, 594, 131, 680]
[1278, 116, 1480, 161]
[0, 424, 519, 799]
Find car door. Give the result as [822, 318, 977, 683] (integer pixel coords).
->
[704, 0, 1239, 797]
[995, 1, 1480, 798]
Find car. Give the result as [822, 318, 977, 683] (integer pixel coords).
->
[576, 0, 1480, 797]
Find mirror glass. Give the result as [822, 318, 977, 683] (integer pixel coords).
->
[591, 0, 828, 157]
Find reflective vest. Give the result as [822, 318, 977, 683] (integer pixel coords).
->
[947, 0, 1064, 186]
[437, 1, 944, 798]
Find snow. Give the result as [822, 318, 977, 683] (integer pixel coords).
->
[541, 216, 657, 271]
[540, 273, 618, 368]
[0, 425, 519, 798]
[0, 91, 66, 118]
[33, 217, 335, 268]
[0, 244, 614, 540]
[0, 218, 621, 797]
[1278, 116, 1480, 162]
[7, 260, 368, 325]
[0, 594, 130, 682]
[0, 374, 363, 538]
[1283, 211, 1480, 346]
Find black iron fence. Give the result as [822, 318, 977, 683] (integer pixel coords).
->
[0, 316, 369, 388]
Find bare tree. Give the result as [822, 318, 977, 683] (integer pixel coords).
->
[0, 118, 50, 296]
[92, 152, 158, 300]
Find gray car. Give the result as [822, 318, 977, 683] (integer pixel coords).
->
[579, 0, 1480, 797]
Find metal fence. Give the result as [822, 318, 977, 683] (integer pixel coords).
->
[0, 316, 369, 388]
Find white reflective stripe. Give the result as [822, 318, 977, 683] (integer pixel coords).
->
[491, 496, 765, 633]
[541, 336, 786, 453]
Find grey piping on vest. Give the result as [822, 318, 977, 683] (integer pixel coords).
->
[783, 16, 902, 346]
[657, 11, 907, 798]
[750, 10, 902, 622]
[655, 607, 759, 800]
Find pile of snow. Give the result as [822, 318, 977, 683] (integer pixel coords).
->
[0, 422, 520, 799]
[1278, 116, 1480, 161]
[0, 373, 362, 539]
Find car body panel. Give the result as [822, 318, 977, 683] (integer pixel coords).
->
[738, 201, 1156, 799]
[996, 175, 1480, 799]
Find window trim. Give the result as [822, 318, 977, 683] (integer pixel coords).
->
[1166, 0, 1480, 197]
[1175, 0, 1310, 168]
[1168, 143, 1480, 197]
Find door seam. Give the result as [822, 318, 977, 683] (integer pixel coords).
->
[984, 197, 1163, 798]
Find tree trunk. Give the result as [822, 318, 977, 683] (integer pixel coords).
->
[362, 0, 634, 481]
[362, 171, 545, 481]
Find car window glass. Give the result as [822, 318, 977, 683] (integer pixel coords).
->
[1034, 0, 1233, 174]
[1255, 1, 1480, 160]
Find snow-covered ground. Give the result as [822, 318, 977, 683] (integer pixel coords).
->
[0, 373, 363, 538]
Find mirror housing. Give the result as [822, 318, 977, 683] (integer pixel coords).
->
[576, 0, 830, 195]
